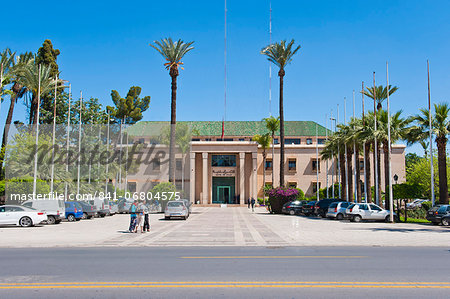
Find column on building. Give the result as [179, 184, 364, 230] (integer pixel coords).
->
[251, 152, 257, 200]
[202, 152, 208, 205]
[189, 152, 195, 204]
[239, 152, 245, 205]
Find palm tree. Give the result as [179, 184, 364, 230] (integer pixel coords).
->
[362, 85, 398, 111]
[151, 38, 194, 183]
[0, 48, 15, 98]
[252, 133, 271, 205]
[19, 63, 56, 125]
[378, 110, 412, 208]
[261, 40, 301, 187]
[263, 116, 279, 186]
[322, 132, 346, 200]
[411, 103, 450, 204]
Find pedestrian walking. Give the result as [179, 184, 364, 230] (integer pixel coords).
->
[129, 201, 138, 233]
[136, 201, 145, 233]
[143, 201, 150, 232]
[251, 197, 256, 212]
[247, 198, 251, 209]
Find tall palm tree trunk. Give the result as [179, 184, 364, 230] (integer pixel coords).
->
[355, 145, 361, 203]
[364, 142, 372, 203]
[436, 136, 449, 204]
[383, 140, 390, 209]
[339, 152, 346, 200]
[168, 72, 178, 183]
[262, 151, 266, 205]
[0, 94, 17, 179]
[346, 148, 354, 202]
[377, 143, 382, 205]
[271, 133, 275, 186]
[278, 69, 285, 187]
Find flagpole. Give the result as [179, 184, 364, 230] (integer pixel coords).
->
[269, 0, 272, 115]
[0, 63, 3, 114]
[373, 72, 379, 206]
[32, 65, 42, 198]
[427, 60, 435, 206]
[316, 123, 319, 201]
[337, 104, 341, 199]
[76, 91, 82, 196]
[362, 81, 367, 203]
[330, 110, 335, 197]
[50, 75, 58, 196]
[353, 90, 357, 202]
[326, 114, 329, 198]
[105, 112, 110, 195]
[344, 97, 348, 201]
[224, 0, 227, 130]
[386, 62, 394, 222]
[65, 84, 71, 200]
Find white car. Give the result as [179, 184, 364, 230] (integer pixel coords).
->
[0, 205, 47, 227]
[406, 199, 429, 209]
[164, 201, 189, 220]
[346, 203, 397, 222]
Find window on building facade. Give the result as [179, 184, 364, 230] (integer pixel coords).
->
[239, 138, 245, 141]
[312, 182, 321, 193]
[153, 158, 160, 171]
[265, 159, 273, 171]
[306, 138, 313, 145]
[204, 138, 211, 141]
[359, 160, 364, 170]
[212, 155, 236, 167]
[128, 182, 137, 193]
[288, 159, 297, 171]
[274, 138, 279, 144]
[318, 138, 326, 144]
[192, 138, 200, 141]
[223, 138, 234, 141]
[285, 138, 301, 145]
[288, 182, 297, 188]
[312, 160, 320, 172]
[176, 159, 182, 170]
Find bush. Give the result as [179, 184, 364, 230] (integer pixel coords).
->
[295, 188, 305, 200]
[421, 201, 432, 211]
[267, 187, 299, 214]
[150, 182, 176, 210]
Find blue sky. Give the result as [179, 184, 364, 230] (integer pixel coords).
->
[2, 0, 450, 154]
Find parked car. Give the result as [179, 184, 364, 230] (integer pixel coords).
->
[164, 201, 189, 220]
[88, 198, 109, 217]
[76, 201, 97, 219]
[314, 198, 342, 217]
[301, 201, 317, 216]
[282, 201, 306, 215]
[441, 213, 450, 226]
[406, 199, 429, 209]
[118, 198, 134, 214]
[346, 203, 397, 222]
[0, 205, 47, 227]
[426, 205, 450, 225]
[22, 200, 64, 224]
[179, 199, 192, 214]
[64, 202, 83, 222]
[326, 201, 351, 220]
[109, 201, 119, 215]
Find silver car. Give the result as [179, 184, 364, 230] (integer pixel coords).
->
[346, 203, 397, 222]
[326, 201, 351, 220]
[164, 201, 189, 220]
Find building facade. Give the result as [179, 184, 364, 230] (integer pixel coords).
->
[126, 121, 406, 205]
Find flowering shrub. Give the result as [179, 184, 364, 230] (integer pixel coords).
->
[268, 187, 300, 214]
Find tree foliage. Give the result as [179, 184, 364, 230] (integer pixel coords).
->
[107, 86, 150, 124]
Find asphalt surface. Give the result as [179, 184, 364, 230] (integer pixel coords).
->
[0, 246, 449, 298]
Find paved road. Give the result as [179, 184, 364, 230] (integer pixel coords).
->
[0, 246, 449, 298]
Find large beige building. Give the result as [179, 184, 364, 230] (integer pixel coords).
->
[126, 121, 406, 205]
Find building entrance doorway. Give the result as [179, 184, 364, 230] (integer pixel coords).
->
[212, 177, 235, 204]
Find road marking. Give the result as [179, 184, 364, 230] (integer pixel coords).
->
[180, 256, 367, 259]
[0, 281, 450, 289]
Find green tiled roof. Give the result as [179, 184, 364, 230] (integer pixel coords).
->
[127, 121, 330, 137]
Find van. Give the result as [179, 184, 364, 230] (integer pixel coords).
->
[87, 198, 110, 217]
[22, 200, 65, 224]
[64, 201, 83, 221]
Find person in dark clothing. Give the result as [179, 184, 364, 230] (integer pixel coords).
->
[247, 198, 251, 209]
[251, 198, 256, 212]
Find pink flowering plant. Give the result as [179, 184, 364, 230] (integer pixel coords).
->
[268, 187, 300, 214]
